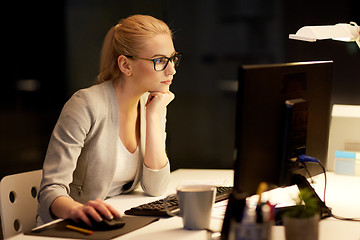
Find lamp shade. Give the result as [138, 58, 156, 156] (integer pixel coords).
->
[289, 22, 360, 48]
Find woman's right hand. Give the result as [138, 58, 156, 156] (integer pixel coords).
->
[51, 196, 121, 227]
[69, 199, 121, 226]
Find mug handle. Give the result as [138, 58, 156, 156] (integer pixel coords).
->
[163, 194, 180, 217]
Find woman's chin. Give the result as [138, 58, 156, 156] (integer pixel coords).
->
[152, 85, 170, 92]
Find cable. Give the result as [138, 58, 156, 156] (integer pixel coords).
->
[296, 155, 327, 204]
[331, 214, 360, 222]
[299, 161, 315, 184]
[295, 155, 360, 222]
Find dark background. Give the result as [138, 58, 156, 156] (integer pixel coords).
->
[1, 0, 359, 179]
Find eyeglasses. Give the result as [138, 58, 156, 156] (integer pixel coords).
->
[125, 52, 182, 71]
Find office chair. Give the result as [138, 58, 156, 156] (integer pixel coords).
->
[0, 170, 42, 239]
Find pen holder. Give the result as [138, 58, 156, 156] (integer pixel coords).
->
[229, 221, 272, 240]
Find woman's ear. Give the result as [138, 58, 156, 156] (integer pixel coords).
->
[117, 55, 132, 76]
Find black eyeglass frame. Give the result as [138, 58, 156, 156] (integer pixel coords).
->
[125, 52, 182, 71]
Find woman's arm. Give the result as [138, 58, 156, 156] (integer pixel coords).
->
[38, 88, 119, 224]
[144, 91, 174, 170]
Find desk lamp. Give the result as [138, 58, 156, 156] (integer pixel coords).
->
[289, 22, 360, 49]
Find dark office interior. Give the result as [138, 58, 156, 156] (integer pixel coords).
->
[1, 0, 359, 180]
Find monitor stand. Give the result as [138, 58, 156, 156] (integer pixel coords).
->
[274, 173, 332, 225]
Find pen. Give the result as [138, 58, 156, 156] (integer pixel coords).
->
[65, 224, 93, 235]
[256, 182, 268, 223]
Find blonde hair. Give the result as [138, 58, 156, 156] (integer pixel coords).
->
[97, 15, 172, 83]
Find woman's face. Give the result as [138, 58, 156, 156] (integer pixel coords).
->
[131, 34, 177, 93]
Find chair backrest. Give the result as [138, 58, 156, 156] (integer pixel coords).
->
[0, 170, 42, 239]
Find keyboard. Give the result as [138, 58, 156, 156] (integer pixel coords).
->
[124, 186, 233, 217]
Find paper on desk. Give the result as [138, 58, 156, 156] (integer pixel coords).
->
[209, 200, 229, 232]
[212, 200, 228, 219]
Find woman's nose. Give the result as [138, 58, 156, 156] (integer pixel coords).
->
[165, 61, 176, 76]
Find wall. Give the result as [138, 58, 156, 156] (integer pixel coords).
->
[1, 1, 66, 179]
[1, 0, 359, 179]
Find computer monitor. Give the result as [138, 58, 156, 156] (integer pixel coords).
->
[233, 61, 333, 195]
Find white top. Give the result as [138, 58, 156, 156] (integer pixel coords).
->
[107, 139, 140, 197]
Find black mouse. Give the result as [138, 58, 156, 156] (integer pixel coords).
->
[68, 217, 125, 231]
[91, 217, 126, 230]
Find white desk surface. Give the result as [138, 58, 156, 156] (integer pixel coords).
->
[8, 169, 360, 240]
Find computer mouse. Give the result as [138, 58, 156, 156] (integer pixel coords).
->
[102, 217, 126, 228]
[91, 217, 126, 231]
[68, 216, 126, 231]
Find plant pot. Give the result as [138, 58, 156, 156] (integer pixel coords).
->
[283, 214, 320, 240]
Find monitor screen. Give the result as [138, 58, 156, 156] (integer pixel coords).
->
[233, 61, 333, 195]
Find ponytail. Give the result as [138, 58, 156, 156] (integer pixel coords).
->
[97, 26, 119, 83]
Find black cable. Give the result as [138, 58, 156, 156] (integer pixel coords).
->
[316, 160, 327, 205]
[331, 214, 360, 222]
[296, 155, 327, 204]
[299, 162, 315, 184]
[296, 155, 360, 222]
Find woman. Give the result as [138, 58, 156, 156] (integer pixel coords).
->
[37, 14, 181, 226]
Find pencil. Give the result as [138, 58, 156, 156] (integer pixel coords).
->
[65, 224, 93, 235]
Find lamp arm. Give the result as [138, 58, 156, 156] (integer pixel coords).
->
[350, 22, 360, 49]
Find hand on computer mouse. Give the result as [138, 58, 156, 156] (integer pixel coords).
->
[66, 199, 121, 227]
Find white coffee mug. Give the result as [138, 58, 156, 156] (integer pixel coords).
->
[164, 185, 216, 230]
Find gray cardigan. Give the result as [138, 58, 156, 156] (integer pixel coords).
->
[37, 80, 170, 223]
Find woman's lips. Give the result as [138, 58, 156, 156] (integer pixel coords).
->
[161, 80, 172, 85]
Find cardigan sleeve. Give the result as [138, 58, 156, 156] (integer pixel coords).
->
[141, 161, 170, 196]
[37, 90, 95, 223]
[140, 105, 171, 196]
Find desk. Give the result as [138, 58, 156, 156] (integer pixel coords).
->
[8, 169, 360, 240]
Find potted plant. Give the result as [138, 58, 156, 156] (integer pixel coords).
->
[283, 189, 320, 240]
